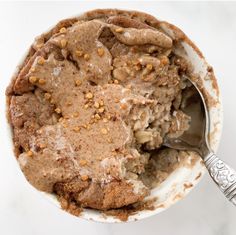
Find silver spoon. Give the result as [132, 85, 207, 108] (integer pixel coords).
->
[164, 78, 236, 205]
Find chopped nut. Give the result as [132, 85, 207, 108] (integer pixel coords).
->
[59, 117, 64, 122]
[62, 123, 68, 128]
[84, 104, 89, 109]
[55, 108, 61, 114]
[59, 27, 67, 33]
[82, 124, 88, 129]
[29, 76, 38, 84]
[50, 98, 55, 104]
[107, 138, 112, 143]
[73, 112, 79, 118]
[146, 64, 153, 70]
[120, 103, 128, 110]
[44, 93, 51, 100]
[36, 43, 44, 49]
[97, 48, 104, 56]
[84, 53, 90, 60]
[73, 126, 80, 132]
[95, 114, 101, 120]
[114, 98, 119, 103]
[37, 57, 45, 65]
[98, 107, 105, 113]
[94, 101, 100, 108]
[81, 175, 89, 181]
[101, 128, 108, 135]
[75, 50, 83, 57]
[160, 56, 169, 65]
[115, 27, 124, 33]
[99, 100, 104, 106]
[38, 78, 46, 85]
[103, 118, 108, 123]
[85, 92, 93, 99]
[26, 150, 33, 157]
[30, 67, 36, 72]
[60, 39, 67, 48]
[113, 79, 119, 84]
[75, 79, 82, 86]
[79, 159, 87, 166]
[107, 114, 111, 120]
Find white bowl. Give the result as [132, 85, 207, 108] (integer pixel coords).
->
[7, 9, 223, 223]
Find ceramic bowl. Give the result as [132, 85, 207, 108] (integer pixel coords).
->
[6, 9, 223, 223]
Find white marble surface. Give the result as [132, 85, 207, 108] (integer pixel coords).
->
[0, 1, 236, 234]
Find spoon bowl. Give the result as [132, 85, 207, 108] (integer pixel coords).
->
[164, 78, 210, 156]
[164, 78, 236, 206]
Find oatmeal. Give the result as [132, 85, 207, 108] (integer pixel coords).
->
[6, 9, 198, 214]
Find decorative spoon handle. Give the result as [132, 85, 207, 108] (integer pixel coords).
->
[205, 153, 236, 206]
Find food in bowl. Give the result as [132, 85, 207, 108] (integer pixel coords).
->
[6, 9, 220, 220]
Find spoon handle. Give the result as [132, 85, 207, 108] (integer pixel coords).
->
[205, 153, 236, 206]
